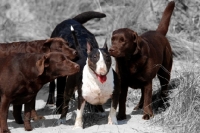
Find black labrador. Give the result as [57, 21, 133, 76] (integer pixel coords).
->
[46, 11, 106, 116]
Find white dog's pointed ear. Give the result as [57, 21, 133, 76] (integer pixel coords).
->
[87, 42, 92, 54]
[103, 38, 108, 50]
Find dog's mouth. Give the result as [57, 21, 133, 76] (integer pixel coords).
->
[109, 49, 124, 57]
[94, 72, 107, 84]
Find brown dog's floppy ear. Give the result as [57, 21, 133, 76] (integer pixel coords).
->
[42, 39, 53, 53]
[44, 53, 50, 67]
[35, 53, 50, 76]
[132, 31, 141, 55]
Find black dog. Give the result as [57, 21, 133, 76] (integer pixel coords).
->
[46, 11, 106, 115]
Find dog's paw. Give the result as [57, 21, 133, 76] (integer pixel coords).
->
[142, 114, 154, 120]
[2, 129, 11, 133]
[24, 121, 32, 131]
[73, 121, 83, 130]
[108, 116, 118, 125]
[56, 118, 66, 125]
[32, 115, 46, 121]
[72, 125, 83, 130]
[117, 114, 126, 120]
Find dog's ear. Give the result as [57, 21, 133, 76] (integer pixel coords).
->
[44, 53, 50, 67]
[42, 39, 53, 53]
[87, 42, 92, 54]
[132, 32, 141, 55]
[35, 53, 50, 76]
[103, 38, 108, 50]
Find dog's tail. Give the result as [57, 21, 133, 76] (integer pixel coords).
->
[73, 11, 106, 24]
[156, 1, 175, 36]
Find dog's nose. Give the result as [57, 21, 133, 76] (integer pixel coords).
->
[73, 51, 78, 55]
[109, 48, 114, 53]
[75, 64, 80, 70]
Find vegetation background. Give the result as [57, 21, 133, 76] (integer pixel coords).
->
[1, 0, 200, 132]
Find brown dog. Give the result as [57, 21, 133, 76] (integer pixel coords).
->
[0, 37, 77, 122]
[0, 52, 80, 133]
[0, 37, 77, 60]
[109, 1, 175, 120]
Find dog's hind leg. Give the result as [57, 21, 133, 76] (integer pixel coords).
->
[0, 95, 11, 133]
[142, 82, 154, 120]
[133, 88, 144, 110]
[58, 74, 77, 125]
[46, 81, 56, 105]
[13, 104, 24, 124]
[56, 77, 66, 114]
[157, 54, 172, 108]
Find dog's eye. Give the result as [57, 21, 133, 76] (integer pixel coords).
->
[93, 55, 96, 58]
[111, 37, 115, 42]
[120, 38, 124, 42]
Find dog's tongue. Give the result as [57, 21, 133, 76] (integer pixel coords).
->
[97, 75, 107, 83]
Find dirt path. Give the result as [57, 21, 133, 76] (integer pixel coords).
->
[7, 85, 168, 133]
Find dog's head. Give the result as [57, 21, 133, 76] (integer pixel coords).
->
[42, 37, 77, 60]
[86, 40, 112, 83]
[20, 52, 79, 80]
[109, 28, 141, 57]
[19, 53, 50, 79]
[44, 52, 80, 78]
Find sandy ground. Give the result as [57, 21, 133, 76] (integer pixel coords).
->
[7, 84, 168, 133]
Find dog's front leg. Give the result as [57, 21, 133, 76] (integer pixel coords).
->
[0, 95, 11, 133]
[108, 74, 120, 124]
[24, 100, 34, 131]
[117, 82, 128, 120]
[108, 102, 118, 125]
[142, 81, 154, 120]
[13, 104, 24, 124]
[73, 99, 85, 129]
[31, 96, 45, 121]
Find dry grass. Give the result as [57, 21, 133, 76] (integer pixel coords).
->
[150, 63, 200, 133]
